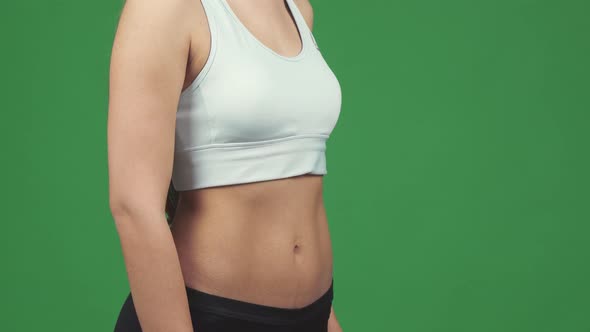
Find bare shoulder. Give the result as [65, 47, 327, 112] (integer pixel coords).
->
[293, 0, 314, 31]
[111, 0, 198, 63]
[115, 0, 196, 34]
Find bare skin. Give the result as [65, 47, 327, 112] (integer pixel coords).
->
[108, 0, 342, 331]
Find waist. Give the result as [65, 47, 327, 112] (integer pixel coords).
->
[170, 174, 334, 308]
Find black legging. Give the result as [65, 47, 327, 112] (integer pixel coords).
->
[114, 279, 334, 332]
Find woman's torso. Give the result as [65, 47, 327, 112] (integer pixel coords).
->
[171, 174, 333, 309]
[170, 0, 336, 309]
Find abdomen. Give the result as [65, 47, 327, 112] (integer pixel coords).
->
[170, 174, 334, 309]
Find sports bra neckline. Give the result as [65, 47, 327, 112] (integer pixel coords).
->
[218, 0, 309, 62]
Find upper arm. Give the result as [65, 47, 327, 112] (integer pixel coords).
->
[107, 0, 192, 220]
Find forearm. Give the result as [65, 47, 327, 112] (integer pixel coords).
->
[328, 304, 343, 332]
[114, 213, 193, 332]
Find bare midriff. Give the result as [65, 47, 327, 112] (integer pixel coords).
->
[170, 173, 334, 309]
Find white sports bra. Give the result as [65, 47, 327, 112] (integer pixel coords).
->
[171, 0, 342, 191]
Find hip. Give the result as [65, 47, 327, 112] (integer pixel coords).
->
[114, 278, 334, 332]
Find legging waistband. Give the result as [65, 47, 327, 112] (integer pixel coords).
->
[185, 279, 334, 325]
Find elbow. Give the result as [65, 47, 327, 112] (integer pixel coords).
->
[109, 196, 163, 229]
[109, 199, 133, 223]
[109, 194, 137, 221]
[109, 201, 167, 243]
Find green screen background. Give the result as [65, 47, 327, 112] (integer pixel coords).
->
[1, 0, 589, 331]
